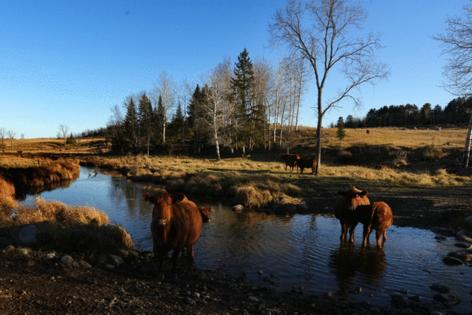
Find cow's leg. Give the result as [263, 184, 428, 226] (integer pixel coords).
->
[348, 224, 357, 244]
[186, 245, 195, 264]
[382, 230, 388, 247]
[340, 223, 347, 243]
[299, 167, 304, 174]
[362, 225, 372, 248]
[375, 230, 383, 249]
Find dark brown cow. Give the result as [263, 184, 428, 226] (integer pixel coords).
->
[335, 187, 370, 244]
[336, 187, 394, 248]
[144, 191, 208, 273]
[280, 153, 300, 172]
[296, 157, 317, 174]
[356, 202, 393, 248]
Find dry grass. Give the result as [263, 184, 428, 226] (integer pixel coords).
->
[293, 126, 466, 149]
[0, 196, 133, 253]
[1, 137, 107, 155]
[0, 177, 15, 197]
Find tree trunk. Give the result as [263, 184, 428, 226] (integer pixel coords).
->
[213, 105, 221, 161]
[147, 135, 150, 156]
[464, 113, 472, 168]
[314, 90, 323, 175]
[295, 79, 302, 131]
[162, 122, 166, 144]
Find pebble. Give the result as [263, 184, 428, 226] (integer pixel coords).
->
[109, 255, 124, 267]
[46, 252, 56, 259]
[60, 255, 74, 267]
[16, 248, 30, 257]
[233, 204, 244, 212]
[248, 296, 259, 303]
[79, 260, 92, 269]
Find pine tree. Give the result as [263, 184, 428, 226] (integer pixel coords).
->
[138, 93, 153, 155]
[169, 102, 185, 145]
[336, 116, 346, 142]
[231, 48, 255, 153]
[155, 95, 166, 145]
[124, 98, 138, 153]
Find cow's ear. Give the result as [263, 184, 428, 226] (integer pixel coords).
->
[359, 190, 368, 196]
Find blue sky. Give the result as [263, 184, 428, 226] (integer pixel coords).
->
[0, 0, 468, 137]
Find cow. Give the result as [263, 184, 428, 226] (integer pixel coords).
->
[356, 202, 393, 248]
[280, 153, 300, 172]
[144, 190, 210, 273]
[335, 187, 370, 244]
[296, 157, 317, 174]
[336, 187, 393, 248]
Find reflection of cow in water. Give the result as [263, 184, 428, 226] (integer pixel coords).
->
[329, 246, 386, 295]
[144, 190, 211, 273]
[336, 187, 393, 248]
[280, 154, 300, 172]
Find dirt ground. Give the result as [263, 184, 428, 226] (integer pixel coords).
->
[0, 247, 446, 315]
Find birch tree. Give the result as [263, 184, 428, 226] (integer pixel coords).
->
[156, 72, 176, 145]
[59, 125, 70, 147]
[437, 2, 472, 167]
[207, 59, 232, 160]
[271, 0, 387, 174]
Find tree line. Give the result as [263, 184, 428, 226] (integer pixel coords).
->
[103, 49, 306, 158]
[332, 97, 472, 129]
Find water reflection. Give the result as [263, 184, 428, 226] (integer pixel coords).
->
[329, 246, 386, 296]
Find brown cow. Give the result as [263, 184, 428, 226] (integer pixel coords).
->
[356, 202, 393, 248]
[296, 157, 317, 174]
[336, 187, 393, 248]
[144, 190, 209, 273]
[336, 187, 370, 244]
[280, 153, 300, 172]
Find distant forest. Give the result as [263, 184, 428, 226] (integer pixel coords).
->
[332, 97, 472, 129]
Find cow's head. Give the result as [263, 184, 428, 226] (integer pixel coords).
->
[199, 207, 212, 223]
[143, 190, 173, 206]
[337, 186, 370, 211]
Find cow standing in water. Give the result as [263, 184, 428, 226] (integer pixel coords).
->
[144, 191, 211, 273]
[336, 187, 393, 248]
[335, 187, 370, 244]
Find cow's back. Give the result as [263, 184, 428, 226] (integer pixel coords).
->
[371, 201, 393, 230]
[172, 199, 203, 248]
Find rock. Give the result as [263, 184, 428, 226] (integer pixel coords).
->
[456, 230, 472, 243]
[248, 296, 259, 303]
[233, 204, 244, 212]
[16, 248, 30, 257]
[118, 249, 129, 257]
[60, 255, 74, 267]
[109, 255, 124, 267]
[443, 256, 463, 266]
[105, 264, 115, 269]
[185, 297, 196, 305]
[430, 311, 445, 315]
[465, 215, 472, 231]
[435, 235, 447, 241]
[408, 295, 420, 302]
[46, 252, 57, 259]
[448, 250, 472, 263]
[258, 270, 264, 275]
[79, 260, 92, 269]
[391, 294, 407, 308]
[433, 293, 460, 306]
[430, 283, 450, 294]
[4, 245, 15, 253]
[454, 242, 470, 248]
[17, 224, 38, 245]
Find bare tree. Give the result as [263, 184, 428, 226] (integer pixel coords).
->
[207, 59, 232, 160]
[437, 3, 472, 167]
[155, 72, 176, 145]
[7, 130, 15, 149]
[271, 0, 387, 174]
[59, 124, 70, 146]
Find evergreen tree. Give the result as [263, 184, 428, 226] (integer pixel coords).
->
[231, 49, 255, 153]
[124, 98, 138, 153]
[138, 93, 153, 155]
[169, 102, 185, 145]
[336, 116, 346, 141]
[155, 95, 166, 145]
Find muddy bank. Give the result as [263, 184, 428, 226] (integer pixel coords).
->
[0, 245, 458, 315]
[0, 158, 80, 198]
